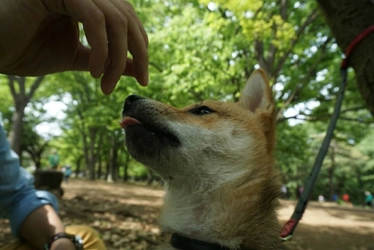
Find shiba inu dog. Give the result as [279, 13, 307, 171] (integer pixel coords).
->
[121, 69, 284, 250]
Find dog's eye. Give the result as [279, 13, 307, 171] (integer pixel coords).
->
[189, 106, 214, 115]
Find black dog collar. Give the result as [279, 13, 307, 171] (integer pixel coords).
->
[170, 233, 231, 250]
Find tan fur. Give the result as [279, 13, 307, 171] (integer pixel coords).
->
[122, 69, 284, 249]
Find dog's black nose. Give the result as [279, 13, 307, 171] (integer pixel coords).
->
[123, 95, 145, 114]
[125, 95, 144, 106]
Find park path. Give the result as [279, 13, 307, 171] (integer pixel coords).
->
[1, 179, 374, 249]
[62, 179, 374, 250]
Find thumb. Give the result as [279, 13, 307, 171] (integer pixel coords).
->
[70, 43, 90, 72]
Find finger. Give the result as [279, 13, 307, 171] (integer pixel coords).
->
[71, 43, 90, 71]
[121, 1, 148, 48]
[73, 46, 136, 77]
[44, 0, 147, 89]
[44, 0, 109, 77]
[111, 0, 149, 86]
[91, 1, 129, 94]
[122, 59, 136, 76]
[100, 59, 137, 94]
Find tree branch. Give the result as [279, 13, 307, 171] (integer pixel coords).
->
[254, 40, 271, 75]
[149, 62, 163, 73]
[273, 9, 319, 80]
[275, 84, 301, 121]
[19, 77, 25, 96]
[252, 3, 264, 19]
[279, 114, 373, 124]
[26, 76, 45, 103]
[279, 0, 288, 21]
[275, 36, 333, 120]
[188, 89, 204, 102]
[266, 0, 287, 75]
[7, 75, 18, 98]
[339, 106, 366, 114]
[267, 21, 279, 74]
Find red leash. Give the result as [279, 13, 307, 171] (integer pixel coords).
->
[280, 25, 374, 241]
[341, 25, 374, 69]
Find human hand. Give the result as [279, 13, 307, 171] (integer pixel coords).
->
[0, 0, 148, 94]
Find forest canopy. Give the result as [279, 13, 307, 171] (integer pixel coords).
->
[1, 0, 373, 205]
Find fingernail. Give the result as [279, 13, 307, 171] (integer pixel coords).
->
[98, 64, 106, 77]
[101, 81, 113, 95]
[140, 72, 148, 86]
[91, 69, 100, 79]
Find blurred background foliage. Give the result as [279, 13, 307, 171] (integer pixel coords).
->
[1, 0, 373, 205]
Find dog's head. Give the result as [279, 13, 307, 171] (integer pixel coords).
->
[121, 69, 275, 190]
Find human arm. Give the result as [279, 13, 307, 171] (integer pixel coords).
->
[0, 0, 148, 94]
[0, 121, 73, 249]
[20, 205, 77, 250]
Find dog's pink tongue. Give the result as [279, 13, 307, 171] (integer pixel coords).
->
[120, 117, 142, 129]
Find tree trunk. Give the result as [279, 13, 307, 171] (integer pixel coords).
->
[96, 132, 104, 179]
[34, 156, 42, 169]
[75, 156, 82, 178]
[112, 139, 119, 182]
[105, 161, 112, 182]
[29, 150, 42, 169]
[97, 158, 102, 179]
[76, 108, 90, 179]
[354, 166, 363, 190]
[123, 153, 130, 182]
[147, 170, 153, 186]
[82, 134, 89, 177]
[328, 145, 336, 201]
[112, 163, 118, 181]
[88, 127, 97, 180]
[7, 76, 44, 157]
[24, 140, 49, 169]
[106, 137, 113, 183]
[107, 135, 119, 182]
[25, 150, 41, 169]
[316, 0, 374, 116]
[9, 109, 24, 157]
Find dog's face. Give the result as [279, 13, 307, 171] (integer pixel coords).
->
[122, 69, 275, 190]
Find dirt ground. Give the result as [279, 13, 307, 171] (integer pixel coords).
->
[1, 179, 374, 250]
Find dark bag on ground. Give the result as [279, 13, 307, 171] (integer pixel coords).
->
[34, 169, 64, 198]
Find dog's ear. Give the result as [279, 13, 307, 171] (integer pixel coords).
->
[239, 69, 275, 152]
[239, 69, 273, 113]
